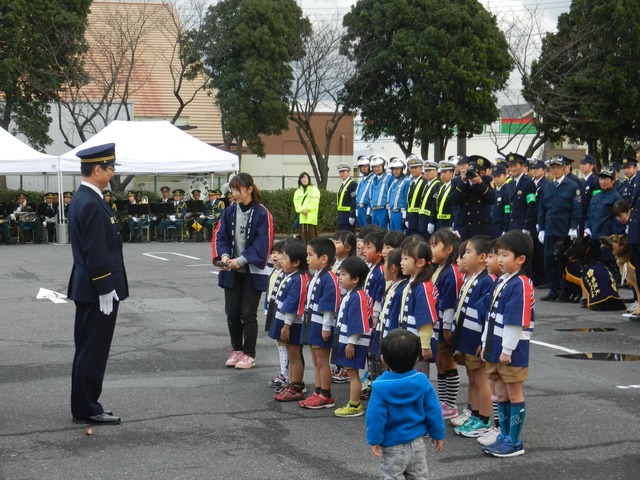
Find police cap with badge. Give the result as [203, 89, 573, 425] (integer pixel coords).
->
[506, 152, 527, 165]
[406, 154, 423, 169]
[438, 160, 456, 172]
[423, 160, 440, 171]
[173, 189, 185, 197]
[598, 165, 616, 178]
[581, 154, 596, 165]
[620, 155, 638, 167]
[77, 143, 118, 167]
[336, 162, 351, 172]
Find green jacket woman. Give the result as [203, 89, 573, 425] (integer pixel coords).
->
[293, 172, 321, 242]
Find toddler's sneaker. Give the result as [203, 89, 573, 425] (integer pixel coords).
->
[334, 402, 364, 417]
[453, 416, 477, 436]
[360, 385, 372, 401]
[441, 402, 459, 420]
[299, 393, 335, 409]
[477, 426, 501, 446]
[331, 367, 350, 383]
[274, 385, 305, 402]
[459, 418, 491, 438]
[482, 434, 504, 454]
[484, 435, 525, 457]
[274, 381, 289, 394]
[225, 350, 243, 367]
[450, 408, 471, 427]
[268, 374, 287, 388]
[234, 353, 256, 369]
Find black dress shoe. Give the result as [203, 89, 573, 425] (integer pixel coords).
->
[73, 412, 121, 424]
[555, 296, 572, 303]
[540, 294, 558, 301]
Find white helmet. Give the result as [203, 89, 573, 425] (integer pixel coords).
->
[369, 154, 386, 167]
[389, 157, 406, 170]
[356, 155, 370, 167]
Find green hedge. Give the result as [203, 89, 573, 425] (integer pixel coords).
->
[261, 188, 337, 234]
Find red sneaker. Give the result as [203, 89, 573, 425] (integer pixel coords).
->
[274, 386, 305, 402]
[299, 393, 335, 409]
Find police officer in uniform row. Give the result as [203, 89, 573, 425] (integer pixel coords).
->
[336, 163, 357, 231]
[418, 160, 441, 240]
[355, 156, 374, 228]
[504, 153, 536, 234]
[537, 156, 582, 302]
[450, 155, 495, 240]
[405, 155, 426, 235]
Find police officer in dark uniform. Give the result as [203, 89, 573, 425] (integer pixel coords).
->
[579, 154, 600, 224]
[610, 161, 623, 192]
[563, 156, 581, 185]
[336, 162, 357, 232]
[491, 164, 509, 238]
[537, 156, 582, 301]
[504, 153, 537, 234]
[37, 192, 58, 242]
[529, 159, 549, 286]
[451, 155, 495, 240]
[68, 143, 128, 424]
[405, 155, 425, 235]
[619, 156, 638, 204]
[418, 160, 441, 240]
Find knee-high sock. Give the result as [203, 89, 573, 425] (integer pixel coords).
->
[497, 401, 511, 437]
[445, 369, 460, 408]
[278, 345, 288, 379]
[492, 395, 500, 428]
[437, 374, 446, 403]
[508, 401, 526, 442]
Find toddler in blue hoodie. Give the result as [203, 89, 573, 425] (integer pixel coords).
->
[366, 329, 445, 479]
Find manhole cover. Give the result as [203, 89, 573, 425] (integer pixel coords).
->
[557, 353, 640, 361]
[555, 328, 616, 332]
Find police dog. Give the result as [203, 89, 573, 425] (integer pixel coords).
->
[600, 234, 640, 315]
[565, 236, 626, 311]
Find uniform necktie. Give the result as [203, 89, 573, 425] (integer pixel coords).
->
[553, 180, 559, 187]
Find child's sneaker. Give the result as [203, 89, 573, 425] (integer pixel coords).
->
[234, 353, 256, 369]
[268, 374, 287, 388]
[299, 393, 335, 409]
[441, 402, 459, 420]
[459, 418, 491, 438]
[225, 350, 243, 367]
[360, 385, 372, 400]
[331, 367, 350, 384]
[484, 435, 525, 457]
[450, 408, 471, 426]
[274, 385, 305, 402]
[477, 426, 501, 446]
[453, 416, 477, 436]
[334, 402, 364, 417]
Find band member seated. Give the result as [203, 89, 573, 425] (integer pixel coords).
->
[158, 189, 187, 241]
[0, 203, 15, 244]
[62, 191, 73, 223]
[13, 193, 41, 243]
[124, 191, 148, 242]
[150, 186, 172, 241]
[37, 192, 58, 242]
[199, 189, 225, 240]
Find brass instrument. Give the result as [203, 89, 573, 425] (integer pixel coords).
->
[15, 212, 37, 223]
[141, 196, 148, 204]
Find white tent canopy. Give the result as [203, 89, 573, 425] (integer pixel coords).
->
[0, 127, 59, 173]
[60, 120, 238, 174]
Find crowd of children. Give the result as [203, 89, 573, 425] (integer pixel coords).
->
[259, 226, 535, 475]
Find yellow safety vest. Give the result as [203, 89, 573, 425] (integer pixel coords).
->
[337, 179, 355, 212]
[419, 179, 441, 216]
[436, 183, 452, 220]
[407, 177, 425, 213]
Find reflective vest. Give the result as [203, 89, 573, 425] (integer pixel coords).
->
[407, 177, 425, 213]
[419, 179, 441, 216]
[436, 183, 452, 220]
[337, 179, 355, 211]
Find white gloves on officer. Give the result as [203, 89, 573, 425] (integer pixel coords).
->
[568, 229, 578, 240]
[538, 231, 545, 244]
[169, 215, 176, 222]
[348, 217, 355, 226]
[405, 221, 409, 229]
[99, 290, 119, 316]
[427, 223, 435, 234]
[522, 229, 530, 235]
[584, 228, 592, 238]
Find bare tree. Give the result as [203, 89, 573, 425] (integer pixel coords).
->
[289, 15, 354, 189]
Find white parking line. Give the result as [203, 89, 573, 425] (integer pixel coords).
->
[531, 339, 581, 354]
[616, 385, 640, 389]
[142, 252, 201, 261]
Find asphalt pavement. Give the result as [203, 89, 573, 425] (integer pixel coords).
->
[1, 241, 639, 480]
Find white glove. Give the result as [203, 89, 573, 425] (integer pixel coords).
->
[133, 217, 139, 223]
[199, 214, 205, 219]
[169, 215, 176, 222]
[99, 290, 119, 315]
[522, 229, 530, 235]
[152, 216, 157, 221]
[427, 223, 435, 234]
[10, 214, 16, 221]
[348, 217, 355, 226]
[538, 231, 545, 244]
[43, 221, 47, 226]
[584, 228, 592, 237]
[405, 220, 409, 229]
[568, 229, 577, 240]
